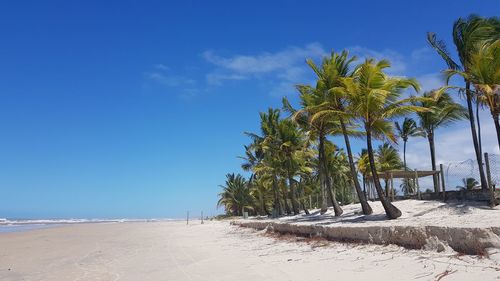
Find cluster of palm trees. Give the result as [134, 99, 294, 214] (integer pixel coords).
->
[217, 15, 499, 219]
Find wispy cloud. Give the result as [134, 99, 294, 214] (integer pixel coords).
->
[349, 46, 407, 75]
[202, 43, 326, 95]
[400, 111, 499, 171]
[145, 64, 199, 99]
[415, 73, 445, 92]
[147, 72, 196, 87]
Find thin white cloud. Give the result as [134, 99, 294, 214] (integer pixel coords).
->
[145, 65, 200, 99]
[401, 111, 499, 171]
[349, 46, 407, 75]
[147, 72, 196, 87]
[206, 73, 247, 86]
[410, 47, 434, 61]
[416, 73, 445, 92]
[202, 43, 326, 95]
[202, 43, 325, 75]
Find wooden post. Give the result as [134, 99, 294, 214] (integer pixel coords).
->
[186, 211, 189, 225]
[485, 153, 496, 207]
[201, 211, 204, 224]
[415, 169, 421, 200]
[440, 164, 446, 201]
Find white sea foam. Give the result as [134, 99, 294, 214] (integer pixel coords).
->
[0, 218, 180, 225]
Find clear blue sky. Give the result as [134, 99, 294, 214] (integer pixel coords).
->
[0, 1, 498, 219]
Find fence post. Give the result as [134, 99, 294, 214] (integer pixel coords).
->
[415, 169, 421, 200]
[484, 153, 496, 207]
[440, 164, 446, 201]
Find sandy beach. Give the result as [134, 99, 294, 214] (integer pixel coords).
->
[0, 220, 498, 281]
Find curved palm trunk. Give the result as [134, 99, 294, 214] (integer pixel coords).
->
[326, 175, 343, 216]
[272, 178, 283, 216]
[300, 199, 310, 215]
[494, 114, 500, 149]
[318, 133, 329, 214]
[366, 125, 402, 219]
[465, 82, 489, 190]
[287, 163, 300, 215]
[427, 131, 439, 193]
[281, 184, 292, 215]
[339, 118, 372, 215]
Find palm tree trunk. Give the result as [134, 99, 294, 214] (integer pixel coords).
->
[494, 113, 500, 149]
[326, 175, 343, 216]
[427, 131, 439, 193]
[272, 178, 283, 216]
[465, 82, 489, 190]
[281, 185, 292, 215]
[339, 118, 372, 215]
[403, 141, 407, 170]
[288, 173, 300, 215]
[384, 179, 390, 198]
[300, 199, 310, 215]
[366, 124, 402, 219]
[318, 133, 329, 214]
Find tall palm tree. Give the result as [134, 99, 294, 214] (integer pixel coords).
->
[415, 91, 467, 192]
[342, 58, 422, 219]
[306, 50, 373, 215]
[395, 118, 424, 170]
[246, 108, 289, 215]
[427, 15, 499, 190]
[217, 173, 254, 216]
[376, 143, 403, 198]
[274, 118, 312, 215]
[283, 89, 344, 216]
[325, 144, 352, 204]
[445, 39, 500, 148]
[240, 143, 270, 216]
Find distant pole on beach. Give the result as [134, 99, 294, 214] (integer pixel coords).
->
[201, 211, 204, 224]
[186, 211, 189, 225]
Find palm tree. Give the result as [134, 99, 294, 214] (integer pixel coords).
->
[445, 39, 500, 148]
[342, 58, 422, 219]
[415, 91, 467, 192]
[357, 149, 373, 199]
[305, 50, 373, 215]
[246, 108, 289, 215]
[217, 173, 254, 216]
[427, 15, 499, 190]
[240, 143, 270, 216]
[283, 87, 344, 216]
[376, 143, 403, 198]
[395, 118, 424, 170]
[274, 118, 312, 215]
[400, 177, 416, 196]
[459, 177, 479, 190]
[325, 144, 352, 204]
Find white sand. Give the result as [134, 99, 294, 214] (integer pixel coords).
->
[269, 199, 500, 228]
[0, 220, 498, 281]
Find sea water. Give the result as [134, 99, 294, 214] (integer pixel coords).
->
[0, 218, 178, 233]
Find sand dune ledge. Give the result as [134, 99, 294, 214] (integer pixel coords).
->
[0, 219, 499, 281]
[233, 200, 500, 256]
